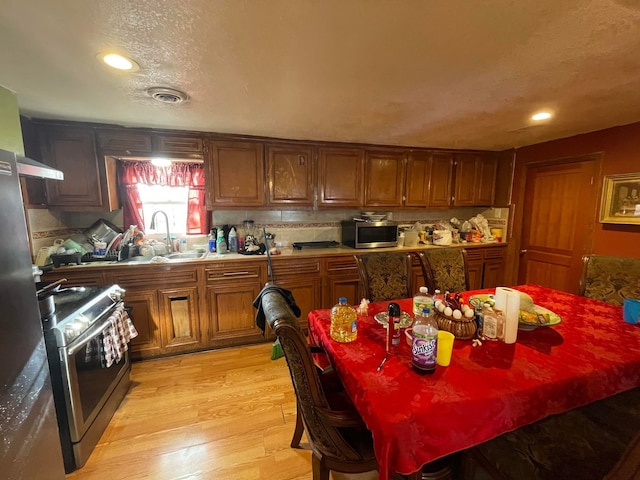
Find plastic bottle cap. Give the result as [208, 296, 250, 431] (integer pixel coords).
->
[339, 297, 347, 303]
[420, 286, 429, 293]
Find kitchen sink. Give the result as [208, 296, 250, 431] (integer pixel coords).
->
[116, 251, 205, 264]
[165, 252, 205, 260]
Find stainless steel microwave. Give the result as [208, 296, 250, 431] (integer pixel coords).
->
[341, 220, 398, 248]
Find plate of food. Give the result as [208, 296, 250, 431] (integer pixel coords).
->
[374, 311, 414, 328]
[468, 293, 562, 331]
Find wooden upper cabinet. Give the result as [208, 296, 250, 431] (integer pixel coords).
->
[206, 140, 265, 208]
[405, 151, 454, 208]
[152, 135, 203, 155]
[363, 149, 406, 207]
[38, 125, 117, 210]
[453, 152, 498, 206]
[97, 130, 152, 154]
[266, 144, 314, 207]
[318, 147, 364, 207]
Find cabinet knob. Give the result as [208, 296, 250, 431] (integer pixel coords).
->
[519, 249, 527, 255]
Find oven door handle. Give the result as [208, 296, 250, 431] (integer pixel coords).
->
[66, 321, 109, 356]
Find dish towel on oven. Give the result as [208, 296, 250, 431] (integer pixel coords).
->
[101, 305, 138, 368]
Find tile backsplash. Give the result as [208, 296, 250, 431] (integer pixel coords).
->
[27, 206, 490, 256]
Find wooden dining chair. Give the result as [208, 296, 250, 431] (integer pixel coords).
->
[579, 255, 640, 306]
[259, 285, 378, 480]
[461, 387, 640, 480]
[417, 248, 470, 293]
[355, 252, 414, 302]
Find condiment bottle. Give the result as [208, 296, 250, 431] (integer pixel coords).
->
[482, 304, 505, 341]
[412, 307, 438, 374]
[330, 297, 357, 343]
[208, 228, 217, 253]
[386, 302, 401, 353]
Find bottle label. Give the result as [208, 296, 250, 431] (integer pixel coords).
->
[412, 336, 437, 369]
[484, 315, 498, 339]
[351, 320, 357, 333]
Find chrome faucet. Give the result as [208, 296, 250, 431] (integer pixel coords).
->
[150, 210, 172, 253]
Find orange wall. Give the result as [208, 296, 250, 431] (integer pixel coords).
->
[515, 122, 640, 259]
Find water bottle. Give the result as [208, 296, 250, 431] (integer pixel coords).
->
[330, 297, 357, 343]
[412, 307, 438, 374]
[228, 227, 238, 253]
[412, 286, 433, 316]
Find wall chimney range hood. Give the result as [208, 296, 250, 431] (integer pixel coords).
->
[16, 155, 64, 180]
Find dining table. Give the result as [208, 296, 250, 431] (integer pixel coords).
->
[307, 284, 640, 480]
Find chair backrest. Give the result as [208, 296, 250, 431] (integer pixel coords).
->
[354, 252, 414, 302]
[260, 287, 368, 462]
[579, 255, 640, 305]
[417, 248, 470, 293]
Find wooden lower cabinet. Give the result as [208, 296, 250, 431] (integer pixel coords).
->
[271, 258, 322, 331]
[124, 289, 162, 358]
[204, 262, 265, 347]
[159, 286, 200, 352]
[465, 245, 507, 290]
[322, 256, 361, 308]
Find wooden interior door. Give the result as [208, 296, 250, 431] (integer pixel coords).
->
[517, 156, 600, 293]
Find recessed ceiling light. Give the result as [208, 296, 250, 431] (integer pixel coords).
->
[531, 111, 553, 121]
[98, 53, 139, 71]
[151, 158, 172, 167]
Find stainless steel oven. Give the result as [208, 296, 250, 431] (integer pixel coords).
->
[42, 285, 134, 472]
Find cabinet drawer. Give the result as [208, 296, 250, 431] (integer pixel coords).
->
[484, 247, 506, 260]
[206, 263, 263, 283]
[272, 259, 320, 277]
[109, 266, 198, 287]
[325, 257, 358, 275]
[97, 131, 152, 153]
[464, 249, 484, 262]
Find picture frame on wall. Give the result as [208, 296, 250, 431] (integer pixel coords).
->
[599, 173, 640, 225]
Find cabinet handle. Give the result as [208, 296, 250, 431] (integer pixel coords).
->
[519, 249, 527, 255]
[298, 155, 306, 165]
[171, 296, 188, 301]
[222, 271, 251, 276]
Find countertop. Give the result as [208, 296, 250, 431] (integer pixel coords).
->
[45, 241, 507, 271]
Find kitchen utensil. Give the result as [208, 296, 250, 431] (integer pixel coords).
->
[36, 278, 67, 298]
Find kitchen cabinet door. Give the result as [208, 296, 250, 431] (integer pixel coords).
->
[271, 258, 322, 331]
[124, 289, 162, 360]
[266, 144, 314, 207]
[38, 125, 118, 210]
[97, 130, 152, 154]
[317, 147, 364, 207]
[204, 262, 265, 346]
[454, 152, 498, 206]
[363, 149, 406, 207]
[322, 256, 361, 308]
[465, 248, 485, 290]
[405, 151, 453, 208]
[152, 135, 203, 155]
[159, 286, 201, 353]
[206, 140, 265, 207]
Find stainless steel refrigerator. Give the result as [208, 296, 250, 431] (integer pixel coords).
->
[0, 148, 66, 479]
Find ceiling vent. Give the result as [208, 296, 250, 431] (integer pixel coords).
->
[147, 87, 189, 104]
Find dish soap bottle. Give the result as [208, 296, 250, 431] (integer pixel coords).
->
[216, 228, 227, 254]
[208, 228, 217, 253]
[228, 227, 238, 253]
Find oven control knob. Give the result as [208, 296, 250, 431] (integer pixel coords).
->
[110, 287, 125, 301]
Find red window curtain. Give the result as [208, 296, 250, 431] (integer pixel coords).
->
[117, 161, 210, 234]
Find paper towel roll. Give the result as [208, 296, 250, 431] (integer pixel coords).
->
[494, 287, 514, 312]
[504, 290, 521, 344]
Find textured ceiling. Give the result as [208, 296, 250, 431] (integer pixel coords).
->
[1, 0, 640, 150]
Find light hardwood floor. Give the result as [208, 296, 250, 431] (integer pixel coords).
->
[65, 343, 378, 480]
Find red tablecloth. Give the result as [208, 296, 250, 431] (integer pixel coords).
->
[307, 285, 640, 479]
